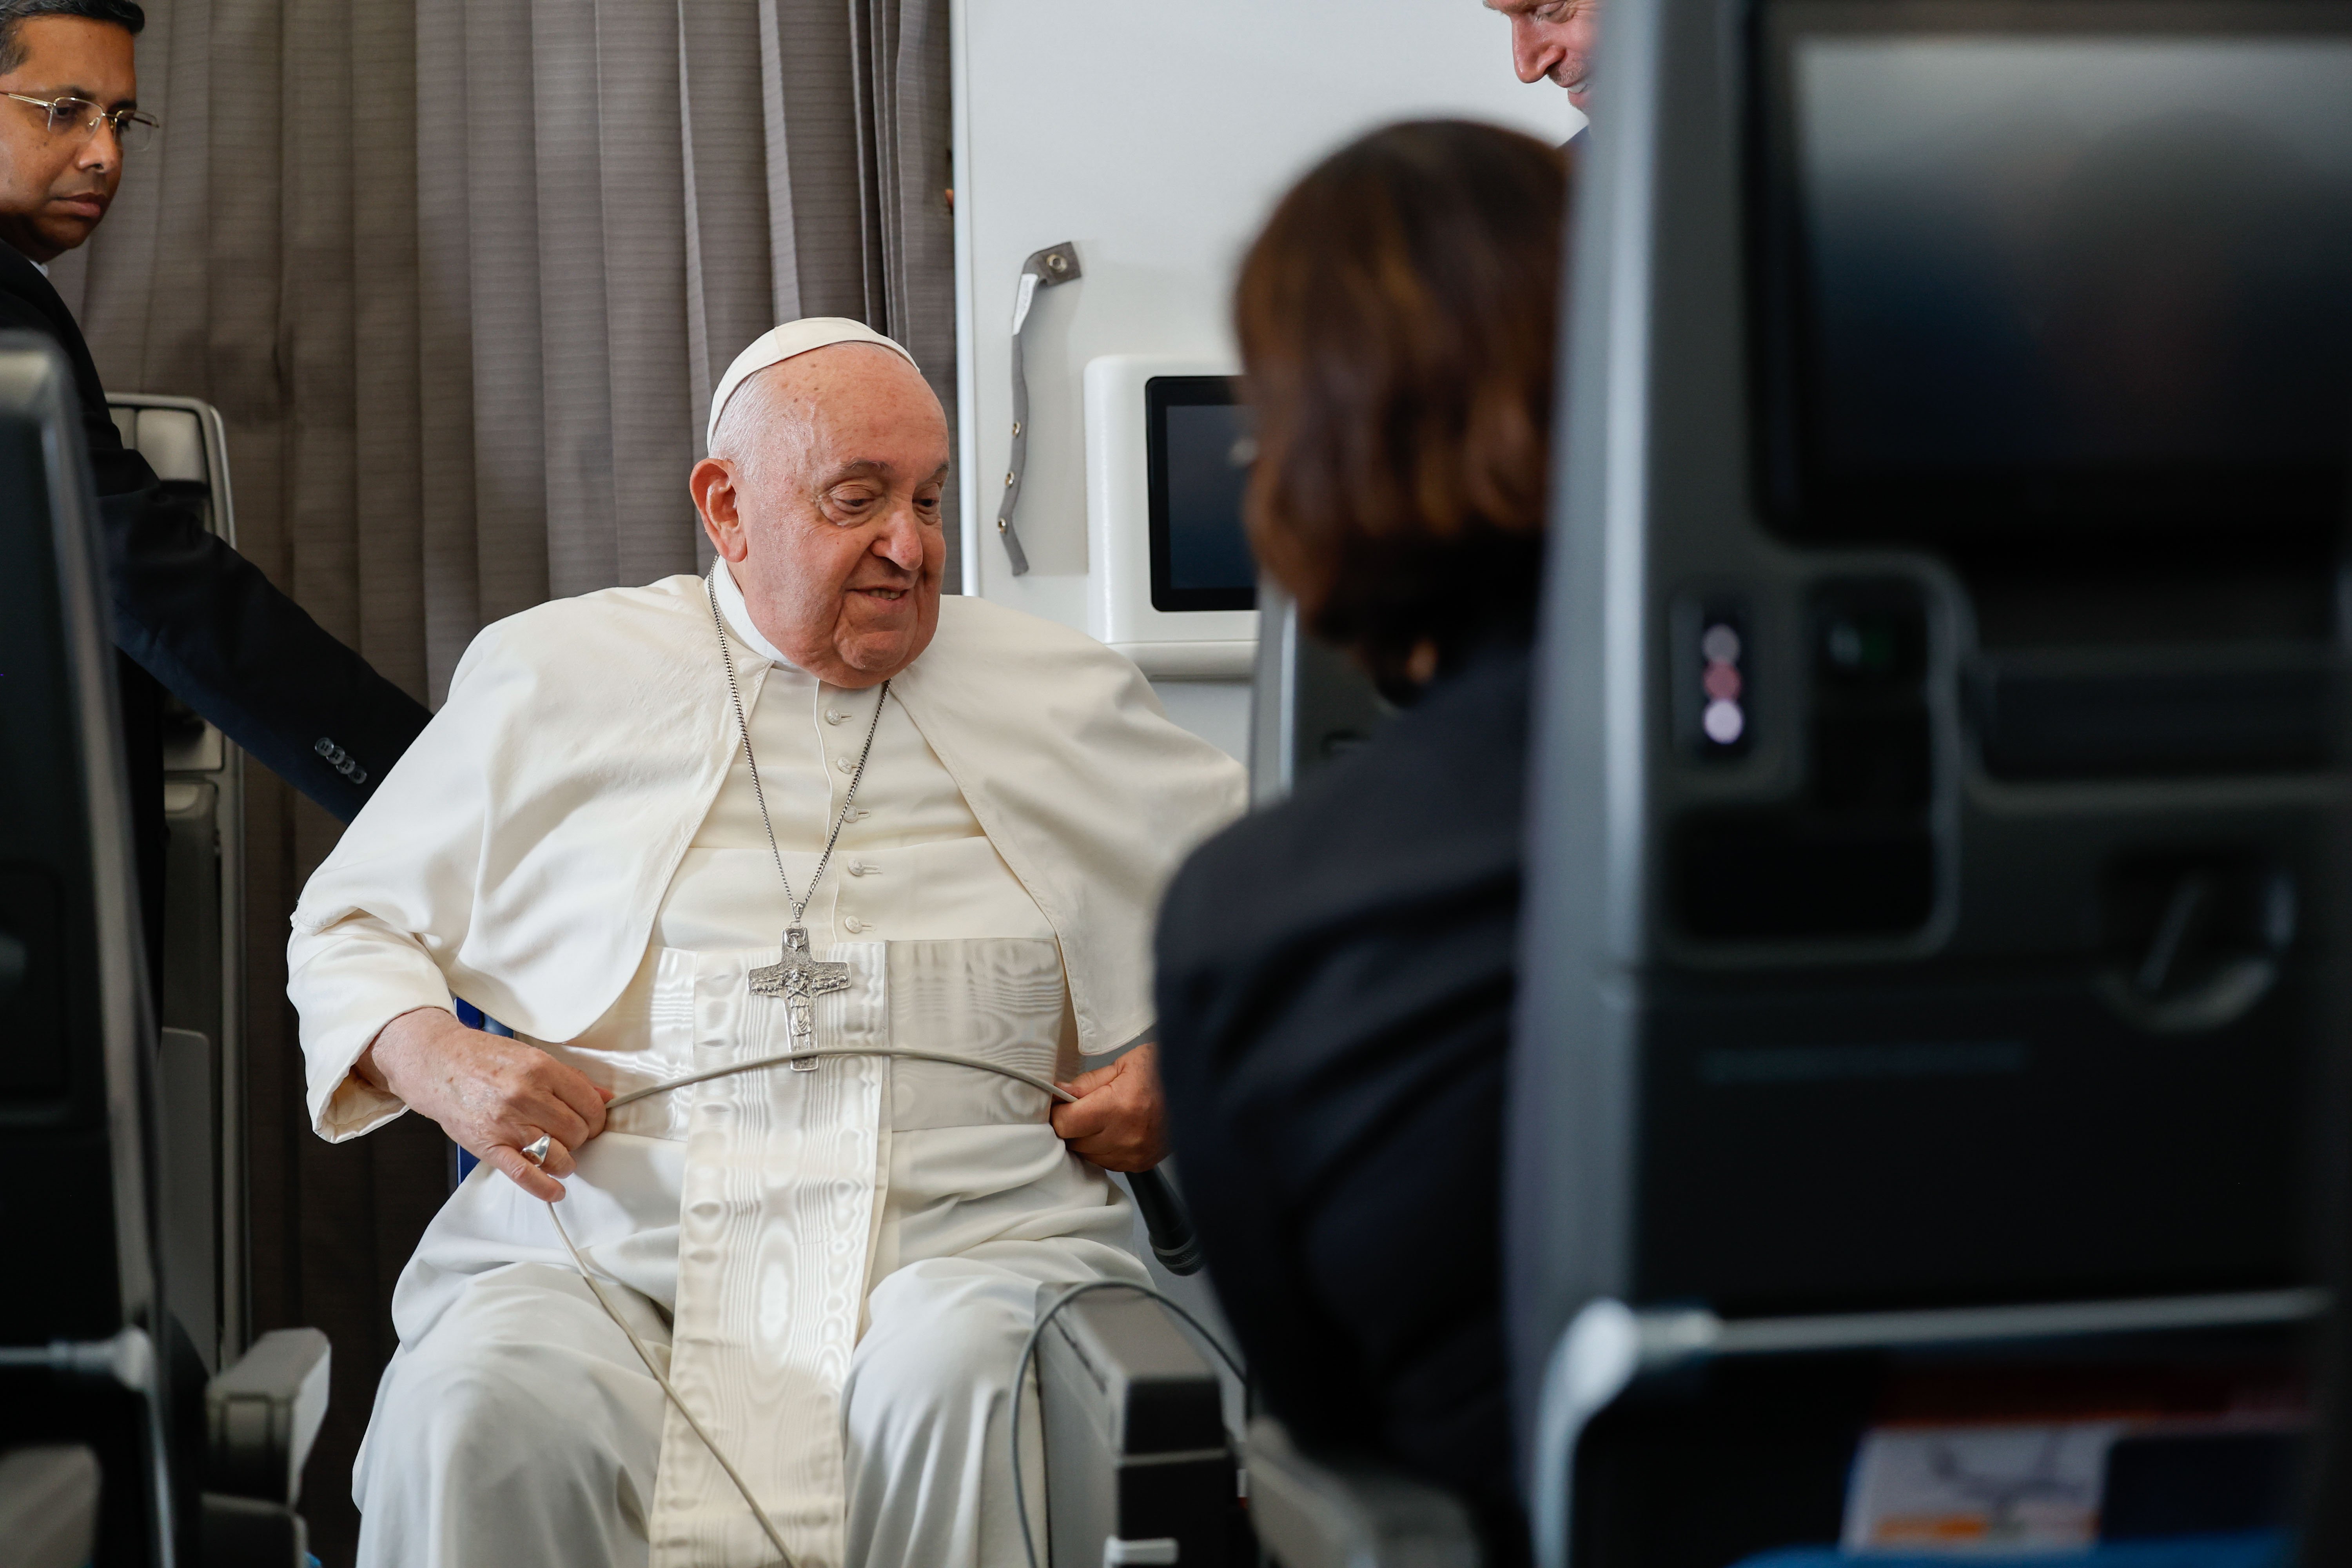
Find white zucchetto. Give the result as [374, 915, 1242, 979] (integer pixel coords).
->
[705, 316, 920, 450]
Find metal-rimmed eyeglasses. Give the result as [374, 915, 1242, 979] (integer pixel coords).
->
[3, 93, 159, 152]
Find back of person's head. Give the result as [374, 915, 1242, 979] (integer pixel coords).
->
[1234, 119, 1567, 694]
[0, 0, 144, 69]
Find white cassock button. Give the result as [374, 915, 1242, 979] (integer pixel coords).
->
[842, 916, 866, 933]
[835, 756, 856, 773]
[825, 708, 847, 725]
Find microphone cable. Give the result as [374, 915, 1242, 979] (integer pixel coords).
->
[526, 1043, 1220, 1568]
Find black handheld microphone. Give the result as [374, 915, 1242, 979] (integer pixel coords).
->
[1126, 1166, 1204, 1275]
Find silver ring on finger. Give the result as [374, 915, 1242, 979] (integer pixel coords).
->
[521, 1133, 555, 1167]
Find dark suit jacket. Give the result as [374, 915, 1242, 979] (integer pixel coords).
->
[1155, 637, 1533, 1565]
[0, 244, 431, 957]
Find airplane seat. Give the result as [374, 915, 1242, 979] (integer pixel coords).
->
[1033, 1285, 1252, 1567]
[109, 392, 251, 1381]
[1029, 1294, 1485, 1568]
[0, 341, 330, 1566]
[1510, 1, 2352, 1564]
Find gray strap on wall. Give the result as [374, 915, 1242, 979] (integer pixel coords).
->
[998, 241, 1082, 576]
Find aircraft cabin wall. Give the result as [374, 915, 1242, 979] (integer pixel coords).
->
[948, 0, 1578, 758]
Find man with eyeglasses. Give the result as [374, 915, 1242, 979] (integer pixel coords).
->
[0, 0, 432, 969]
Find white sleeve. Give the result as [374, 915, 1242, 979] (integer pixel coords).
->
[287, 913, 453, 1140]
[285, 625, 512, 1140]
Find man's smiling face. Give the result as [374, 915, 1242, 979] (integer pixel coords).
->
[692, 344, 950, 689]
[0, 15, 135, 263]
[1485, 0, 1600, 113]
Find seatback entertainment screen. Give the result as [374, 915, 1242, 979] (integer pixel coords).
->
[1762, 3, 2352, 532]
[1147, 376, 1258, 612]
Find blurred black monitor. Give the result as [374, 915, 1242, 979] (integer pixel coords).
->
[1758, 0, 2352, 536]
[1147, 375, 1258, 611]
[0, 335, 171, 1563]
[0, 336, 142, 1345]
[1515, 4, 2352, 1563]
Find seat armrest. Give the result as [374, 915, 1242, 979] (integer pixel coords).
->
[1036, 1287, 1243, 1566]
[206, 1328, 331, 1505]
[1244, 1417, 1481, 1568]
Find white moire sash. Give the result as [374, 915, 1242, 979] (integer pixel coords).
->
[646, 936, 1067, 1568]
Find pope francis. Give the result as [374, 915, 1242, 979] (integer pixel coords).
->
[287, 318, 1247, 1568]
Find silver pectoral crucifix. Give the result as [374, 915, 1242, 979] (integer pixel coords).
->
[748, 924, 853, 1070]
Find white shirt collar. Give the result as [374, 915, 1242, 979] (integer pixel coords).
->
[711, 561, 801, 671]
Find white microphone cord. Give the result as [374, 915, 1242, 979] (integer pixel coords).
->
[531, 1043, 1092, 1568]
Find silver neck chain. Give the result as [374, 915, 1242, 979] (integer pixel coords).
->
[706, 570, 890, 926]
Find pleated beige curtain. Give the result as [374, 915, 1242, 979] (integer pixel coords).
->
[59, 0, 958, 704]
[48, 1, 953, 1551]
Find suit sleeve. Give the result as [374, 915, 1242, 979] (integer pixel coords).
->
[0, 289, 434, 821]
[99, 481, 433, 821]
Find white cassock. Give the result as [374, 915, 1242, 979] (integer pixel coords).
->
[287, 566, 1245, 1568]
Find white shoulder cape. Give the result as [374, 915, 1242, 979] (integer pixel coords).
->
[289, 575, 1246, 1133]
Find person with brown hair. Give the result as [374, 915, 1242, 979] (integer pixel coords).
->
[1153, 120, 1569, 1564]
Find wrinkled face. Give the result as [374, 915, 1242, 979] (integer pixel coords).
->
[1485, 0, 1600, 112]
[0, 17, 135, 263]
[690, 344, 950, 688]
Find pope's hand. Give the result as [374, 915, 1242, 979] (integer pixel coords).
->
[1050, 1042, 1167, 1172]
[356, 1007, 614, 1202]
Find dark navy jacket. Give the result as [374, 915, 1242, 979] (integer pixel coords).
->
[1155, 638, 1533, 1566]
[0, 243, 431, 952]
